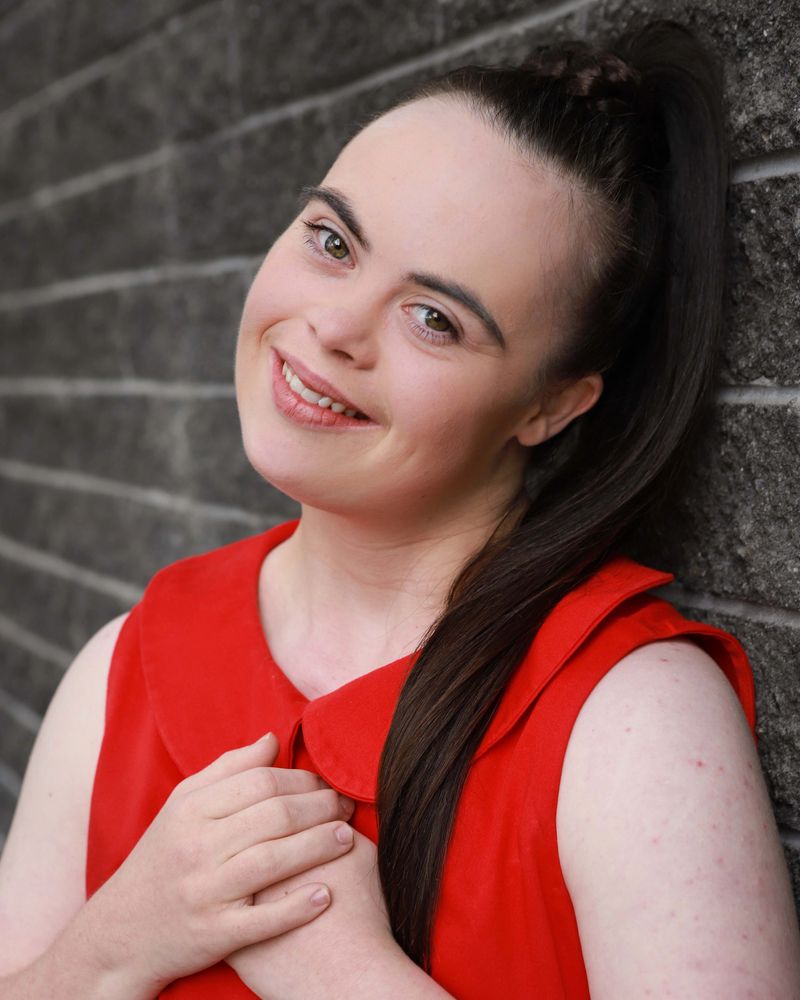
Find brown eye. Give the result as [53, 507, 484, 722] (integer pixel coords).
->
[322, 229, 349, 260]
[423, 308, 451, 332]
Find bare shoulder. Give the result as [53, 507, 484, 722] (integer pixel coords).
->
[555, 636, 800, 999]
[0, 611, 130, 974]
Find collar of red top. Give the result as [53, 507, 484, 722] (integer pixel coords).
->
[140, 518, 674, 801]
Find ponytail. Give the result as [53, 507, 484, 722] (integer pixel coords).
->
[372, 16, 731, 967]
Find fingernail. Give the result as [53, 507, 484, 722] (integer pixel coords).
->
[339, 794, 355, 814]
[334, 823, 354, 845]
[256, 731, 273, 744]
[310, 886, 330, 906]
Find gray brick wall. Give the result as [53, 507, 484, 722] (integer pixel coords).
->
[0, 0, 798, 922]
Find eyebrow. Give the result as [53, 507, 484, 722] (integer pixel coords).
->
[296, 184, 507, 349]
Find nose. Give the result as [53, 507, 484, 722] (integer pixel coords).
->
[305, 295, 380, 365]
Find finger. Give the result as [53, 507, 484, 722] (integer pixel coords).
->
[200, 765, 335, 818]
[223, 882, 332, 952]
[217, 788, 354, 855]
[182, 732, 280, 791]
[219, 821, 355, 901]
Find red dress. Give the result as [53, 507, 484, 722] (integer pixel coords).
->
[86, 517, 757, 998]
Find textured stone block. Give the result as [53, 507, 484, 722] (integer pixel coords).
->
[783, 840, 800, 915]
[0, 783, 17, 841]
[0, 558, 130, 653]
[586, 0, 800, 159]
[0, 476, 295, 587]
[629, 401, 800, 611]
[723, 174, 800, 386]
[44, 42, 169, 189]
[0, 109, 52, 202]
[51, 0, 209, 76]
[0, 697, 37, 779]
[0, 269, 248, 380]
[235, 0, 440, 115]
[161, 4, 239, 143]
[0, 165, 177, 291]
[0, 1, 55, 113]
[0, 640, 65, 717]
[669, 601, 800, 831]
[0, 394, 283, 510]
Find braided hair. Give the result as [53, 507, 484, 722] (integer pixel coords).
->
[357, 16, 731, 968]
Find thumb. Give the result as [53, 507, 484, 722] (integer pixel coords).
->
[186, 732, 280, 789]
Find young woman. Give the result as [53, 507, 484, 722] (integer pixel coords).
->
[1, 15, 798, 999]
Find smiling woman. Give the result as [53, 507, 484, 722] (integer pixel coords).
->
[1, 12, 799, 1000]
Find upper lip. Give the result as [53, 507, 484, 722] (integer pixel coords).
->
[275, 348, 372, 419]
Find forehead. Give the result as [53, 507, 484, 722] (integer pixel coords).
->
[321, 97, 576, 338]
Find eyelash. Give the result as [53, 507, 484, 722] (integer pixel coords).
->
[300, 218, 460, 346]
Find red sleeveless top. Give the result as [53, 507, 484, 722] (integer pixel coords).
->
[86, 517, 757, 998]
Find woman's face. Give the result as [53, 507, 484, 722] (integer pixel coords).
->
[235, 96, 599, 528]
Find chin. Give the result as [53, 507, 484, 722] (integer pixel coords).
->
[240, 436, 365, 515]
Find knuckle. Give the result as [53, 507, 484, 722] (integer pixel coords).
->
[263, 795, 291, 833]
[252, 766, 279, 799]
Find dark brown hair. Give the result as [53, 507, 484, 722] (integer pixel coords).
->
[367, 16, 731, 968]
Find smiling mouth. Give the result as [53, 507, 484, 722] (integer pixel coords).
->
[280, 359, 370, 420]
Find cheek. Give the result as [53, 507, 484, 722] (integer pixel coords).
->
[390, 371, 510, 461]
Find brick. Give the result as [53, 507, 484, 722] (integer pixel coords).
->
[628, 401, 800, 611]
[51, 0, 210, 77]
[0, 108, 52, 202]
[235, 0, 440, 116]
[0, 164, 177, 291]
[0, 476, 292, 587]
[0, 395, 284, 510]
[160, 3, 239, 143]
[0, 696, 37, 779]
[0, 269, 249, 380]
[0, 557, 130, 653]
[723, 175, 800, 386]
[784, 840, 800, 916]
[0, 0, 55, 113]
[0, 640, 65, 716]
[0, 782, 17, 840]
[669, 602, 800, 830]
[585, 0, 800, 159]
[44, 41, 169, 189]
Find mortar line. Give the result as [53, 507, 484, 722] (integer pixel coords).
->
[0, 256, 259, 311]
[0, 687, 41, 733]
[731, 147, 800, 183]
[653, 582, 800, 629]
[0, 458, 270, 528]
[0, 534, 141, 604]
[716, 385, 800, 405]
[0, 377, 235, 398]
[780, 827, 800, 849]
[0, 761, 22, 798]
[0, 610, 73, 670]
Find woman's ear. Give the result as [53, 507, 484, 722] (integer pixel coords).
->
[514, 373, 603, 448]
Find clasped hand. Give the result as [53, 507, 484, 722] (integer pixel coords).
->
[93, 731, 394, 996]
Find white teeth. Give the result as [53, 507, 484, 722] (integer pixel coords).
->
[282, 361, 362, 417]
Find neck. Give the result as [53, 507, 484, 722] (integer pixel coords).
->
[261, 493, 526, 694]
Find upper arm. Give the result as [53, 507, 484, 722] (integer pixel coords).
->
[556, 637, 800, 999]
[0, 611, 129, 974]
